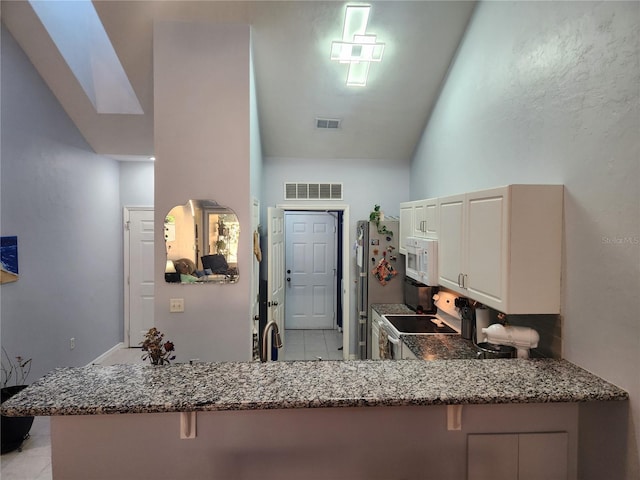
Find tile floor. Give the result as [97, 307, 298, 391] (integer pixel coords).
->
[0, 328, 342, 479]
[1, 416, 51, 480]
[279, 329, 344, 361]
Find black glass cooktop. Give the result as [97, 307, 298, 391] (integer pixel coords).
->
[384, 315, 458, 335]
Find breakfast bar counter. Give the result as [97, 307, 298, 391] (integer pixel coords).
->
[2, 358, 627, 417]
[1, 360, 628, 480]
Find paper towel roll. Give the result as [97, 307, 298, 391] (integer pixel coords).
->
[475, 308, 490, 344]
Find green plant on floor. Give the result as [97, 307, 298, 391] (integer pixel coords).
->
[369, 205, 393, 236]
[1, 347, 31, 388]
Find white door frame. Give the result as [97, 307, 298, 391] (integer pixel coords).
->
[276, 203, 350, 359]
[251, 198, 260, 350]
[123, 206, 154, 349]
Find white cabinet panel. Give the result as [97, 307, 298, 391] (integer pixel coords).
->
[465, 188, 508, 309]
[438, 185, 563, 314]
[399, 203, 414, 255]
[437, 194, 465, 294]
[400, 198, 439, 256]
[412, 199, 438, 238]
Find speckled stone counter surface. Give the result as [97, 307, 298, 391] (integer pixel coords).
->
[371, 303, 414, 315]
[402, 335, 479, 360]
[1, 359, 627, 417]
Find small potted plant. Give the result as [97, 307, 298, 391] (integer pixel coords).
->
[1, 348, 34, 454]
[369, 204, 393, 236]
[140, 328, 176, 365]
[215, 239, 227, 256]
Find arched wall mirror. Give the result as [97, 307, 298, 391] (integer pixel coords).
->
[164, 200, 240, 284]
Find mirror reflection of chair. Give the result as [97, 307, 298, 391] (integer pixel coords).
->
[201, 254, 229, 274]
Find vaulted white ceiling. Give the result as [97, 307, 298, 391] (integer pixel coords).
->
[2, 1, 476, 162]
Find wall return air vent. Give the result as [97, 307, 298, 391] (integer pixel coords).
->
[315, 117, 341, 129]
[284, 183, 343, 201]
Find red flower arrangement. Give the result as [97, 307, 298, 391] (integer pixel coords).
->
[140, 328, 176, 365]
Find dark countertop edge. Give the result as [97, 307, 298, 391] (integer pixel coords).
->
[3, 393, 629, 417]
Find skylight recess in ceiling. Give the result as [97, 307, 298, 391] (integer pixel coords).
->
[29, 0, 143, 115]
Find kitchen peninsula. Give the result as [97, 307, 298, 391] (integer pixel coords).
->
[3, 359, 627, 480]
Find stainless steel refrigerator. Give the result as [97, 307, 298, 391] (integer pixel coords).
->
[355, 219, 406, 359]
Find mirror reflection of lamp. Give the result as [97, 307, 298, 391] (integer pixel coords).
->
[164, 259, 180, 283]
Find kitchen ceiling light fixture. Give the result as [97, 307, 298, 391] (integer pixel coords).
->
[330, 5, 385, 87]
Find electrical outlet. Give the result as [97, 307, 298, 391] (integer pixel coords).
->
[70, 337, 75, 350]
[169, 298, 185, 313]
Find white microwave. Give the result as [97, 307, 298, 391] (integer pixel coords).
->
[405, 237, 438, 285]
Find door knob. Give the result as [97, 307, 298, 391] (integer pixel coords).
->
[287, 277, 291, 282]
[272, 301, 279, 306]
[287, 269, 291, 274]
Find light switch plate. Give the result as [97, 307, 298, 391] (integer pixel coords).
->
[169, 298, 184, 313]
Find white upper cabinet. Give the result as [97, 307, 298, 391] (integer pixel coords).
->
[412, 198, 438, 238]
[399, 198, 439, 255]
[437, 194, 465, 293]
[399, 202, 415, 255]
[438, 185, 563, 314]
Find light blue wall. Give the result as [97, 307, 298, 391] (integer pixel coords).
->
[263, 156, 411, 355]
[120, 162, 154, 207]
[1, 27, 123, 382]
[410, 2, 639, 476]
[263, 157, 410, 223]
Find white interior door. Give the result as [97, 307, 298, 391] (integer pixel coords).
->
[125, 208, 154, 347]
[285, 212, 336, 329]
[267, 207, 285, 347]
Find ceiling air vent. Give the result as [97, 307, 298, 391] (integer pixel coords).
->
[284, 183, 343, 201]
[315, 117, 341, 130]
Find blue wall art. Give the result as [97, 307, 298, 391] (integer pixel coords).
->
[1, 236, 19, 284]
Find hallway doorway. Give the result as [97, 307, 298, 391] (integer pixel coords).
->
[272, 205, 350, 358]
[284, 211, 337, 330]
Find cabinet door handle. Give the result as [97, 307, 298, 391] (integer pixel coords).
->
[457, 273, 463, 287]
[463, 274, 468, 289]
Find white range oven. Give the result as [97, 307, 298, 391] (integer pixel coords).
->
[373, 290, 463, 360]
[372, 311, 460, 359]
[371, 312, 402, 359]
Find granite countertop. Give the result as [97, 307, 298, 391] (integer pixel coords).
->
[1, 359, 628, 417]
[402, 335, 479, 360]
[371, 303, 415, 315]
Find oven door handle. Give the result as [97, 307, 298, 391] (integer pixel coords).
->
[386, 334, 400, 345]
[381, 322, 400, 345]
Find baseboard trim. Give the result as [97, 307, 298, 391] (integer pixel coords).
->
[88, 342, 124, 366]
